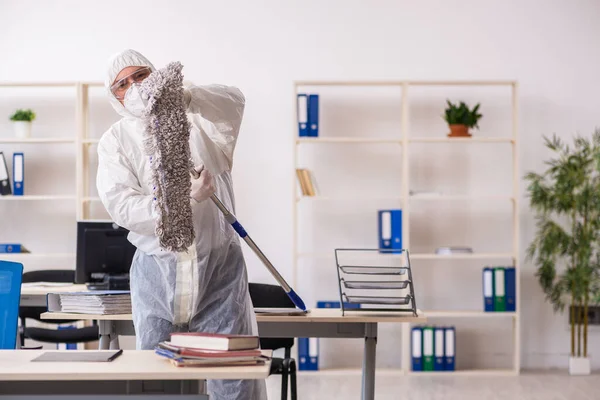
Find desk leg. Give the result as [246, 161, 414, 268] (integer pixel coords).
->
[362, 323, 377, 400]
[98, 321, 114, 350]
[109, 335, 120, 350]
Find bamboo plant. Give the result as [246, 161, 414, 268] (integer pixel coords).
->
[525, 131, 600, 360]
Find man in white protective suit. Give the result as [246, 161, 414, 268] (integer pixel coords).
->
[96, 49, 267, 400]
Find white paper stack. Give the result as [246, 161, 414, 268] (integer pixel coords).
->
[47, 291, 131, 315]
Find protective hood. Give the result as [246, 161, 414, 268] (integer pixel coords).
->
[104, 49, 156, 119]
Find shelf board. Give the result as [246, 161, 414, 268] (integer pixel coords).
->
[297, 137, 401, 144]
[410, 253, 515, 260]
[0, 195, 76, 201]
[0, 82, 78, 87]
[0, 138, 75, 144]
[409, 368, 517, 376]
[82, 197, 101, 202]
[297, 196, 402, 202]
[423, 310, 517, 318]
[82, 139, 100, 144]
[409, 137, 513, 143]
[409, 195, 515, 201]
[0, 253, 75, 258]
[294, 80, 515, 87]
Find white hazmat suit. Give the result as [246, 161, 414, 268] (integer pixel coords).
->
[96, 49, 267, 400]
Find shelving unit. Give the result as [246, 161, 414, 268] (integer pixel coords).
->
[0, 81, 107, 265]
[293, 80, 519, 376]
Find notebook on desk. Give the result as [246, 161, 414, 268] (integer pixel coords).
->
[254, 308, 309, 316]
[31, 350, 123, 362]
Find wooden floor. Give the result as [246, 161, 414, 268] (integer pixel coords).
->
[266, 370, 600, 400]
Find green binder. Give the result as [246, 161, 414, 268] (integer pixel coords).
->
[494, 267, 506, 311]
[422, 326, 434, 371]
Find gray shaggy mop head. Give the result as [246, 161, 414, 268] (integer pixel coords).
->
[139, 61, 195, 253]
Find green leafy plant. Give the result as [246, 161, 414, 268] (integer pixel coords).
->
[525, 131, 600, 360]
[9, 109, 36, 122]
[443, 100, 482, 129]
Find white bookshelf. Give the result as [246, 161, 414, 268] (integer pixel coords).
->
[293, 80, 520, 376]
[0, 81, 106, 263]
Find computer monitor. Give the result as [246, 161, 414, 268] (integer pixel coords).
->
[75, 221, 137, 285]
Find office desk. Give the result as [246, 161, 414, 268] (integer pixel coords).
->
[20, 283, 88, 306]
[0, 349, 271, 398]
[42, 309, 426, 400]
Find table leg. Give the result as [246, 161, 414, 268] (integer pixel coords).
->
[362, 323, 377, 400]
[98, 321, 112, 350]
[109, 335, 120, 350]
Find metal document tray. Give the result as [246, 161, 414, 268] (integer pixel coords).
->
[341, 279, 409, 290]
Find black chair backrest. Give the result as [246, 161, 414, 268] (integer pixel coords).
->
[20, 270, 76, 322]
[21, 269, 74, 284]
[248, 283, 295, 351]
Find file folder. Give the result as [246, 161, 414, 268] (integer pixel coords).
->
[422, 326, 434, 371]
[505, 266, 516, 312]
[494, 267, 506, 311]
[434, 327, 445, 371]
[483, 267, 494, 312]
[298, 337, 318, 370]
[297, 94, 309, 137]
[378, 209, 402, 253]
[411, 326, 423, 371]
[13, 153, 24, 196]
[316, 300, 360, 309]
[308, 94, 319, 137]
[444, 327, 456, 371]
[0, 152, 11, 196]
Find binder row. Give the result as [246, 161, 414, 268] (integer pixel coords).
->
[297, 94, 319, 137]
[412, 326, 455, 371]
[482, 266, 516, 312]
[0, 151, 24, 196]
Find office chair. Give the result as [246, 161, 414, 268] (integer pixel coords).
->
[19, 269, 99, 347]
[248, 283, 297, 400]
[0, 261, 23, 349]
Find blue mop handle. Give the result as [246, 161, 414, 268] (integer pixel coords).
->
[209, 193, 306, 311]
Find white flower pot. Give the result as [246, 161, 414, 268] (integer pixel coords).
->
[569, 356, 591, 375]
[13, 121, 32, 138]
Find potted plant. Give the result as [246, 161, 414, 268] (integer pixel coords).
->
[443, 100, 482, 138]
[10, 109, 36, 138]
[525, 132, 600, 375]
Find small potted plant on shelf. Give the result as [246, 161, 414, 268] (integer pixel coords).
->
[9, 109, 36, 138]
[443, 100, 482, 138]
[525, 131, 600, 375]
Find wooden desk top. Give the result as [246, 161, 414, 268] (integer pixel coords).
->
[41, 308, 426, 323]
[21, 284, 88, 296]
[0, 350, 271, 381]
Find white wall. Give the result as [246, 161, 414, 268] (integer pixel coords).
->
[2, 0, 600, 369]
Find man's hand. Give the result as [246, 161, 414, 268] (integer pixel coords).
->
[190, 167, 215, 203]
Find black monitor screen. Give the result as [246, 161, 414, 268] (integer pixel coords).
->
[75, 221, 137, 284]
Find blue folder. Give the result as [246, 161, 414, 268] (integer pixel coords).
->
[434, 327, 445, 371]
[297, 94, 309, 137]
[411, 326, 423, 371]
[444, 327, 456, 371]
[505, 266, 516, 312]
[378, 210, 402, 253]
[12, 152, 24, 196]
[482, 267, 494, 312]
[308, 94, 319, 137]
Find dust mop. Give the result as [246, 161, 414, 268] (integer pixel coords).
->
[138, 62, 306, 312]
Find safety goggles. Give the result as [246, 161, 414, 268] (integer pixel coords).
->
[110, 66, 151, 100]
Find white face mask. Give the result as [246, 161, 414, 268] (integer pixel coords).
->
[123, 83, 148, 118]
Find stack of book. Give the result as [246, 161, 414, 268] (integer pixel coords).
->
[155, 332, 270, 367]
[295, 168, 317, 196]
[47, 291, 132, 315]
